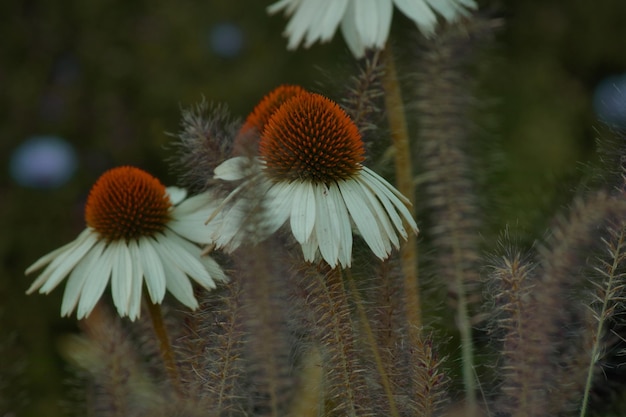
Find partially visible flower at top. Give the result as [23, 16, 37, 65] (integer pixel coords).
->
[233, 84, 307, 155]
[26, 166, 227, 321]
[267, 0, 477, 58]
[209, 90, 418, 268]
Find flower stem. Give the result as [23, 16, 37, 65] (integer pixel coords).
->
[345, 269, 400, 417]
[145, 296, 182, 394]
[381, 46, 421, 328]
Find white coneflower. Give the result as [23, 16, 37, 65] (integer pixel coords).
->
[268, 0, 476, 58]
[209, 90, 418, 268]
[26, 166, 227, 321]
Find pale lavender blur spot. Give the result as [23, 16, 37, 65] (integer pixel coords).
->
[10, 136, 78, 189]
[593, 73, 626, 128]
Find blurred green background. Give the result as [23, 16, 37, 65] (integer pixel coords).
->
[1, 0, 625, 415]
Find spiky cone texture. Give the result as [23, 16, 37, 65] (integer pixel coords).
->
[25, 166, 228, 321]
[267, 0, 477, 58]
[169, 101, 240, 194]
[208, 90, 418, 268]
[488, 191, 626, 416]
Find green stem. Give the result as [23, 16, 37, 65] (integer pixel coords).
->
[381, 46, 421, 330]
[145, 296, 182, 394]
[345, 269, 400, 417]
[579, 227, 625, 417]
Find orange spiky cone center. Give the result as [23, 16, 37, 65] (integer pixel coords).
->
[241, 84, 307, 135]
[259, 92, 365, 183]
[85, 166, 172, 241]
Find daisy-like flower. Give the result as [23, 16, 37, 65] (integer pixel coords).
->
[210, 91, 418, 268]
[268, 0, 477, 58]
[26, 166, 227, 321]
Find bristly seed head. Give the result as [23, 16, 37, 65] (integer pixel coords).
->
[259, 92, 365, 183]
[85, 166, 172, 241]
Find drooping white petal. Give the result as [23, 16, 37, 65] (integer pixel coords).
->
[198, 254, 229, 284]
[302, 0, 349, 47]
[353, 0, 384, 48]
[127, 240, 144, 321]
[110, 241, 133, 317]
[313, 183, 340, 267]
[328, 182, 353, 268]
[392, 0, 438, 34]
[301, 230, 319, 263]
[267, 0, 299, 15]
[290, 181, 316, 244]
[161, 230, 217, 290]
[265, 180, 297, 235]
[138, 237, 167, 303]
[76, 242, 113, 319]
[340, 180, 388, 259]
[340, 1, 366, 58]
[155, 244, 198, 309]
[37, 230, 99, 294]
[25, 228, 93, 276]
[360, 167, 418, 234]
[169, 192, 223, 245]
[355, 177, 399, 253]
[61, 243, 101, 317]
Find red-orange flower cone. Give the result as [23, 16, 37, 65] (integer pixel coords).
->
[26, 166, 227, 320]
[209, 90, 418, 268]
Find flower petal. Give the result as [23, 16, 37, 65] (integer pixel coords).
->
[110, 241, 133, 317]
[290, 181, 316, 244]
[37, 230, 99, 294]
[76, 241, 113, 319]
[313, 183, 340, 267]
[138, 237, 167, 303]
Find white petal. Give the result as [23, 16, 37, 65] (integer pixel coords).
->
[358, 170, 407, 239]
[265, 180, 296, 235]
[76, 242, 113, 319]
[313, 183, 340, 267]
[60, 243, 101, 317]
[374, 0, 394, 49]
[198, 254, 229, 283]
[328, 183, 353, 268]
[355, 178, 398, 253]
[166, 186, 187, 205]
[127, 240, 144, 321]
[361, 167, 418, 234]
[156, 244, 198, 309]
[340, 1, 366, 58]
[301, 230, 319, 262]
[353, 0, 382, 48]
[303, 0, 349, 46]
[110, 241, 133, 317]
[169, 193, 222, 245]
[214, 156, 257, 181]
[161, 230, 217, 291]
[25, 228, 92, 276]
[37, 230, 99, 294]
[393, 0, 438, 34]
[290, 181, 316, 243]
[340, 180, 388, 259]
[138, 238, 167, 303]
[267, 0, 298, 15]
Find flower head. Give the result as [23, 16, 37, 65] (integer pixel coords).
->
[26, 166, 227, 320]
[234, 84, 308, 156]
[268, 0, 477, 58]
[210, 91, 418, 268]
